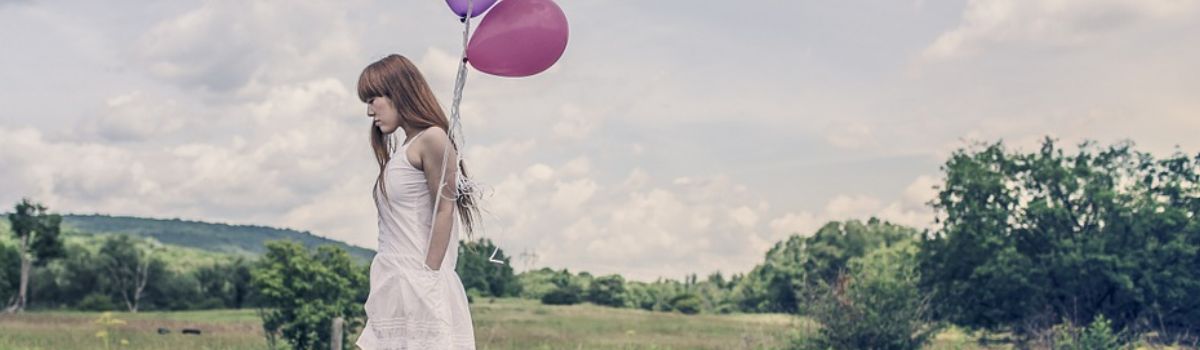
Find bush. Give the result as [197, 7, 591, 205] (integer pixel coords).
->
[251, 242, 367, 350]
[518, 268, 572, 300]
[1053, 315, 1125, 350]
[622, 282, 657, 310]
[669, 293, 702, 315]
[77, 292, 118, 311]
[796, 241, 941, 350]
[465, 288, 484, 304]
[540, 284, 582, 305]
[585, 275, 626, 307]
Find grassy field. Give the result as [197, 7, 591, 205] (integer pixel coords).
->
[0, 297, 1009, 350]
[0, 308, 263, 350]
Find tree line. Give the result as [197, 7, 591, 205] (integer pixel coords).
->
[4, 137, 1198, 349]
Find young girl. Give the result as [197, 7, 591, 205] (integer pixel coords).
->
[354, 54, 479, 349]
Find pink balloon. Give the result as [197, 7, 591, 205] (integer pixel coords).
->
[466, 0, 568, 77]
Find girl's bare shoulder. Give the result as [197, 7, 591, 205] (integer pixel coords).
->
[415, 126, 453, 157]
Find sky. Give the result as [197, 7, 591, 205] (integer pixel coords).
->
[2, 0, 1199, 281]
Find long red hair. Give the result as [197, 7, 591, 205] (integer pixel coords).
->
[357, 54, 479, 236]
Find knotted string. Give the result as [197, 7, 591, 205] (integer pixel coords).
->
[430, 0, 504, 266]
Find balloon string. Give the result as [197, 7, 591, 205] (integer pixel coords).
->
[431, 0, 504, 265]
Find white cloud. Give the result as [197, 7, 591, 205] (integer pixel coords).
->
[464, 138, 537, 180]
[551, 103, 596, 141]
[902, 174, 941, 208]
[765, 174, 940, 242]
[769, 212, 819, 238]
[5, 0, 1199, 285]
[0, 126, 177, 217]
[280, 173, 378, 249]
[825, 120, 876, 149]
[523, 163, 555, 182]
[924, 0, 1200, 60]
[0, 76, 373, 239]
[418, 47, 463, 94]
[472, 161, 786, 280]
[560, 157, 591, 178]
[550, 178, 597, 213]
[729, 206, 759, 228]
[92, 91, 186, 142]
[620, 168, 650, 189]
[824, 194, 884, 221]
[879, 176, 939, 230]
[136, 0, 363, 93]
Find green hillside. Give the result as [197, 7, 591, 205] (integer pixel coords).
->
[47, 214, 375, 264]
[59, 232, 246, 273]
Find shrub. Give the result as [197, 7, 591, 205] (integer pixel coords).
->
[585, 274, 626, 307]
[796, 241, 941, 350]
[251, 241, 367, 350]
[1053, 315, 1125, 350]
[669, 293, 702, 315]
[77, 292, 118, 311]
[540, 284, 582, 305]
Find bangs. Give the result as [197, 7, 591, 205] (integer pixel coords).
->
[357, 64, 386, 102]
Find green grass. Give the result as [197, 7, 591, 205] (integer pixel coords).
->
[0, 298, 804, 350]
[11, 298, 1183, 350]
[469, 298, 804, 349]
[0, 310, 263, 350]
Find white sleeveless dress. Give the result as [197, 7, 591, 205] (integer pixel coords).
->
[356, 129, 476, 349]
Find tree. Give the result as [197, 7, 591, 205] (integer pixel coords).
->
[456, 238, 520, 297]
[919, 139, 1200, 340]
[228, 256, 255, 308]
[0, 241, 19, 305]
[5, 198, 65, 313]
[195, 262, 231, 308]
[98, 234, 165, 312]
[731, 219, 918, 313]
[252, 241, 367, 350]
[142, 265, 198, 311]
[57, 243, 107, 309]
[193, 258, 254, 309]
[194, 256, 256, 309]
[706, 271, 727, 289]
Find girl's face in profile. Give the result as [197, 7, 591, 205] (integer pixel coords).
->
[367, 96, 402, 134]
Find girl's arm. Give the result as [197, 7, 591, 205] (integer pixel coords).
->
[418, 127, 458, 271]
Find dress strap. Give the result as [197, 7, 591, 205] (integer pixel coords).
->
[401, 127, 433, 148]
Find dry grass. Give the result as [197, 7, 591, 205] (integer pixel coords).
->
[0, 298, 804, 350]
[469, 298, 805, 349]
[0, 309, 264, 350]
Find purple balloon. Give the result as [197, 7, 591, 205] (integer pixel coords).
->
[446, 0, 498, 18]
[467, 0, 568, 77]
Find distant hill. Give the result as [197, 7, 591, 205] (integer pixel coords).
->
[56, 214, 375, 264]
